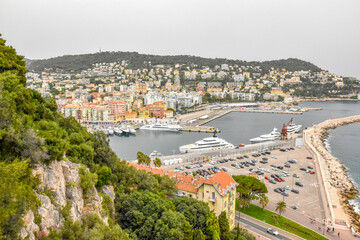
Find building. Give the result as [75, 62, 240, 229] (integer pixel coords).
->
[153, 101, 167, 110]
[138, 106, 150, 118]
[148, 105, 164, 118]
[128, 163, 238, 230]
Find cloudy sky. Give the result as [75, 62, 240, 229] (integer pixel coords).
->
[1, 0, 359, 78]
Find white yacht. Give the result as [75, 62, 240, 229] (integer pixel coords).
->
[179, 133, 234, 153]
[286, 122, 302, 134]
[114, 127, 123, 136]
[250, 127, 281, 143]
[140, 123, 182, 132]
[149, 150, 163, 158]
[108, 127, 114, 135]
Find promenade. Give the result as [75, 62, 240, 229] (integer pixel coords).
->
[304, 115, 360, 237]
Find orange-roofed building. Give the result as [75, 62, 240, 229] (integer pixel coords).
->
[128, 162, 237, 230]
[125, 111, 137, 120]
[153, 101, 167, 110]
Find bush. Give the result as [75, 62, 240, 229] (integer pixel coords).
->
[78, 166, 98, 194]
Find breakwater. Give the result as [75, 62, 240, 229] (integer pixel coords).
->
[306, 115, 360, 232]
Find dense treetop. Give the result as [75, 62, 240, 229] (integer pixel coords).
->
[26, 51, 322, 73]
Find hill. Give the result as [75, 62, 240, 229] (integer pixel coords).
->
[1, 35, 242, 240]
[26, 51, 322, 73]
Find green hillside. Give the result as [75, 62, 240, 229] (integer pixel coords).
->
[0, 34, 236, 240]
[26, 51, 322, 73]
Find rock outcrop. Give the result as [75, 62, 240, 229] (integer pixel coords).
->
[20, 159, 115, 239]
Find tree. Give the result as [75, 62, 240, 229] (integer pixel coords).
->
[153, 157, 162, 168]
[232, 175, 267, 209]
[259, 194, 269, 212]
[96, 165, 112, 187]
[206, 212, 220, 240]
[218, 211, 230, 240]
[193, 229, 206, 240]
[275, 201, 286, 217]
[272, 214, 279, 223]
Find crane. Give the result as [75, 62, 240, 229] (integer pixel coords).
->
[281, 118, 293, 140]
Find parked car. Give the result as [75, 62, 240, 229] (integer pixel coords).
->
[290, 205, 297, 210]
[310, 171, 315, 175]
[307, 166, 313, 169]
[265, 176, 270, 180]
[267, 228, 279, 236]
[269, 179, 276, 184]
[300, 168, 307, 171]
[295, 182, 303, 187]
[306, 156, 313, 159]
[281, 192, 289, 197]
[293, 174, 299, 178]
[291, 189, 299, 194]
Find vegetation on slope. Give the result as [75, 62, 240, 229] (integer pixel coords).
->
[26, 51, 322, 73]
[0, 34, 244, 240]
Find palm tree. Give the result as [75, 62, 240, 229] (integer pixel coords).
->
[272, 214, 279, 223]
[259, 194, 269, 212]
[276, 201, 287, 217]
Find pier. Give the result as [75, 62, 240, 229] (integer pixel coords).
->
[158, 139, 295, 165]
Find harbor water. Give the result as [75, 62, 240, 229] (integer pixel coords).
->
[108, 100, 360, 209]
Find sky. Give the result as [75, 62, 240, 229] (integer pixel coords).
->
[1, 0, 359, 78]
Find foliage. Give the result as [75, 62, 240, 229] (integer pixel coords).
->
[78, 166, 98, 194]
[96, 165, 112, 187]
[259, 194, 269, 212]
[233, 175, 267, 209]
[26, 51, 322, 73]
[231, 227, 256, 240]
[0, 34, 27, 85]
[275, 201, 287, 217]
[137, 151, 151, 166]
[116, 191, 192, 240]
[218, 211, 231, 240]
[205, 211, 221, 240]
[153, 157, 162, 167]
[45, 213, 129, 240]
[172, 197, 210, 234]
[0, 160, 40, 239]
[236, 202, 327, 240]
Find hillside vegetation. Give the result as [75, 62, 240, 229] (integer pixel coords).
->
[0, 35, 244, 240]
[26, 51, 322, 73]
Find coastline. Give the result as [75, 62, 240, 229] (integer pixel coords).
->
[304, 115, 360, 233]
[299, 98, 360, 102]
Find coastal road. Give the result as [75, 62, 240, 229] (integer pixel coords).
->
[235, 213, 301, 240]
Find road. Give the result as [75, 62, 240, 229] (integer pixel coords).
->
[236, 215, 294, 240]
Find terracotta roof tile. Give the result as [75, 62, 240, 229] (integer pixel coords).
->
[128, 163, 237, 196]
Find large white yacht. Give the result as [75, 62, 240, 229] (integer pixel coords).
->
[286, 122, 302, 134]
[140, 123, 182, 132]
[249, 127, 281, 143]
[179, 133, 234, 153]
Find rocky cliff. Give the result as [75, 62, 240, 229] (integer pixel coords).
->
[20, 160, 114, 240]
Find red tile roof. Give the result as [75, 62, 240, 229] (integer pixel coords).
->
[128, 162, 237, 196]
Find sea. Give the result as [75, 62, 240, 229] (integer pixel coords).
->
[108, 101, 360, 210]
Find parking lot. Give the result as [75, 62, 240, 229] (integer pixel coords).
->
[162, 145, 324, 220]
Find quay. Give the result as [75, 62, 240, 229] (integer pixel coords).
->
[130, 139, 295, 164]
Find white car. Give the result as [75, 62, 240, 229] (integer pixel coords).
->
[272, 156, 278, 159]
[267, 228, 279, 236]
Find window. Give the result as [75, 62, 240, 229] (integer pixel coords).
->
[212, 202, 215, 206]
[189, 194, 192, 198]
[212, 192, 215, 199]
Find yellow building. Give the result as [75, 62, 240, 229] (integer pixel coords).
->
[173, 172, 237, 230]
[164, 110, 174, 118]
[130, 164, 238, 230]
[138, 107, 150, 118]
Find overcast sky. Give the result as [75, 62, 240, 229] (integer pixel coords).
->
[1, 0, 359, 78]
